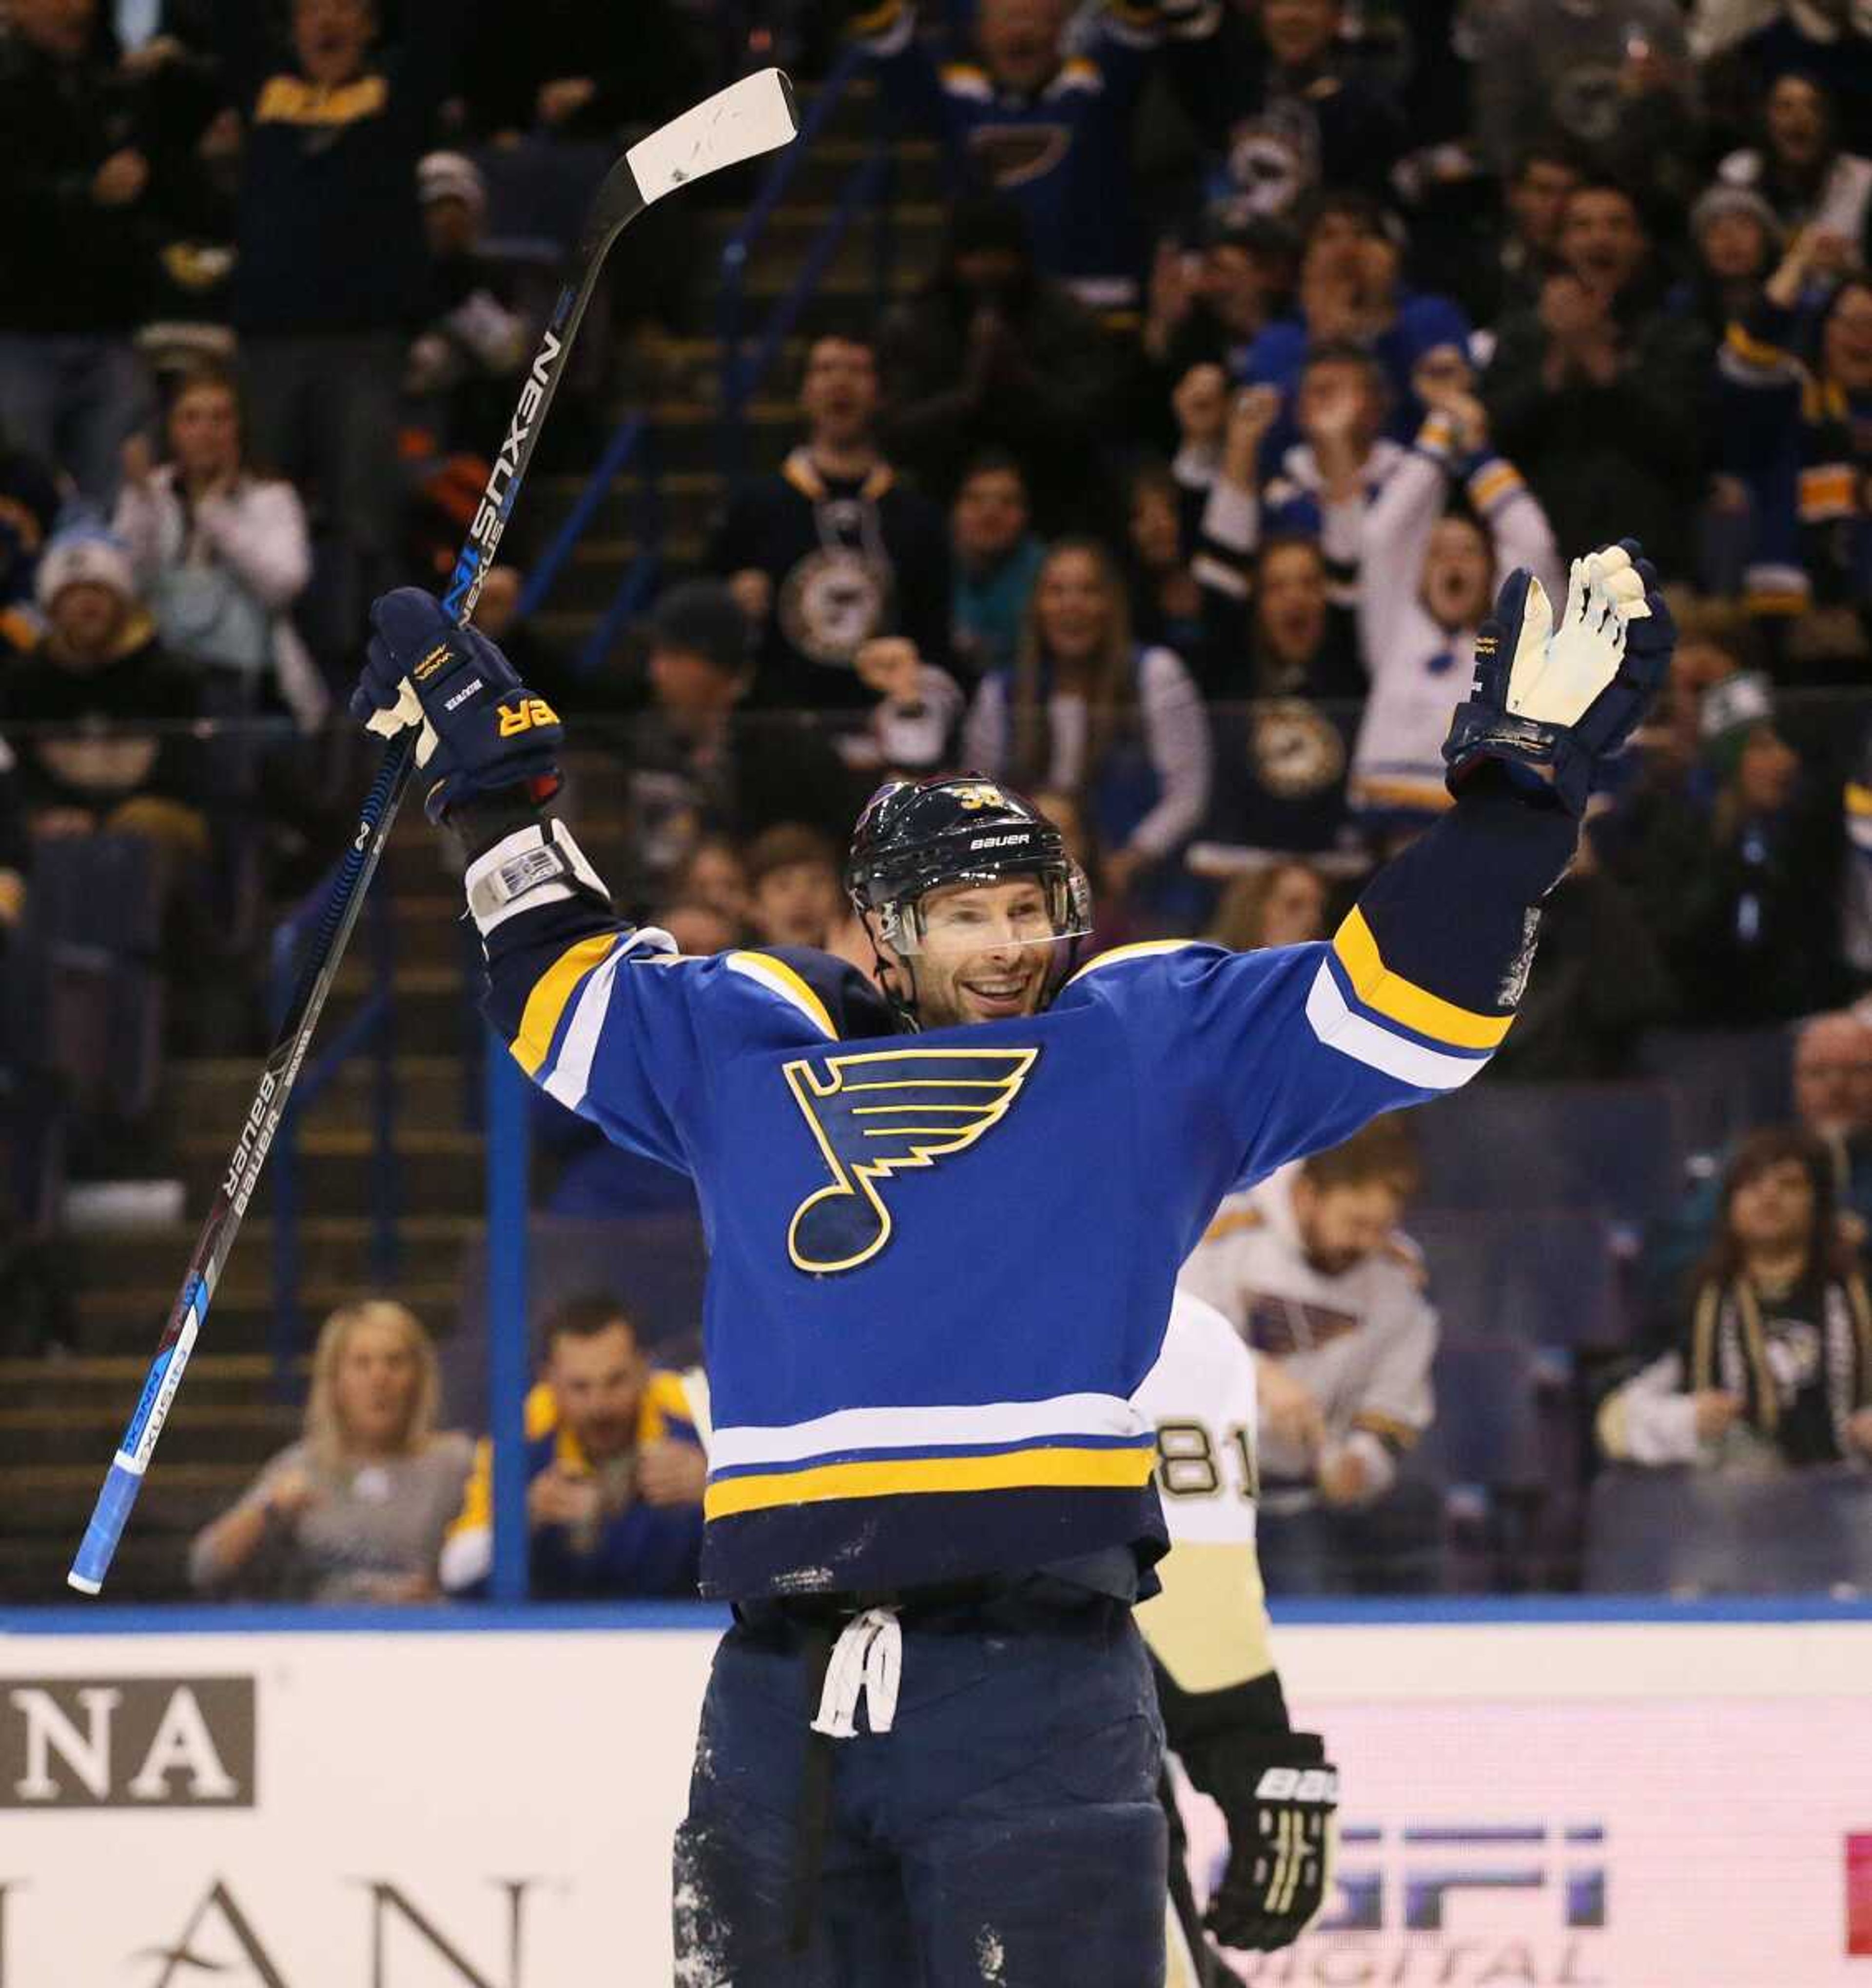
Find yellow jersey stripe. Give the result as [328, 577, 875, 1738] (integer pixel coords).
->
[255, 73, 389, 126]
[703, 1443, 1154, 1518]
[1352, 1409, 1422, 1448]
[1847, 782, 1872, 819]
[727, 950, 838, 1040]
[1726, 321, 1789, 370]
[1200, 1207, 1264, 1246]
[1743, 588, 1810, 615]
[1799, 465, 1856, 516]
[513, 934, 619, 1076]
[1068, 938, 1195, 984]
[1333, 907, 1512, 1050]
[446, 1437, 493, 1540]
[1468, 462, 1524, 509]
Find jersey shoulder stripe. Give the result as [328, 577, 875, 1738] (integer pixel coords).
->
[727, 950, 839, 1040]
[1201, 1205, 1265, 1247]
[515, 934, 619, 1075]
[1067, 938, 1198, 984]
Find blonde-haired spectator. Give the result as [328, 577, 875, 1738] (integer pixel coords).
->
[189, 1299, 471, 1603]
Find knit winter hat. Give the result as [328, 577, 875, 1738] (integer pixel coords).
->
[35, 530, 136, 612]
[648, 580, 751, 680]
[1690, 183, 1785, 253]
[417, 151, 487, 215]
[1700, 669, 1775, 783]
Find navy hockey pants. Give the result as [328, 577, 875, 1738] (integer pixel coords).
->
[673, 1591, 1168, 1986]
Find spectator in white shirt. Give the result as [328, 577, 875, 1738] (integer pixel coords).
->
[1181, 1114, 1440, 1592]
[114, 363, 326, 730]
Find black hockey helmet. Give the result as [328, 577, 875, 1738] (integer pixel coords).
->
[846, 773, 1092, 960]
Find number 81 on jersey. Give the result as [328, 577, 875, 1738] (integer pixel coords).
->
[1154, 1419, 1258, 1502]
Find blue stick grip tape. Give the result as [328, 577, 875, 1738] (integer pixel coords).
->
[69, 1462, 144, 1594]
[68, 1291, 203, 1595]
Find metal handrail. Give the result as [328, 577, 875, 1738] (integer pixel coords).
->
[577, 421, 667, 674]
[517, 411, 649, 623]
[264, 858, 399, 1399]
[716, 45, 899, 488]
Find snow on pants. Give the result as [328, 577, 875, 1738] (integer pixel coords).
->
[673, 1588, 1168, 1987]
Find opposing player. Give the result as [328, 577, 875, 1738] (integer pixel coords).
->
[350, 541, 1669, 1984]
[1138, 1288, 1337, 1986]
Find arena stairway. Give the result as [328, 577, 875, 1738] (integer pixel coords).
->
[526, 90, 947, 651]
[0, 77, 946, 1605]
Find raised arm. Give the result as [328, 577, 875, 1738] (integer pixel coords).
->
[847, 0, 950, 143]
[348, 591, 888, 1169]
[1341, 416, 1452, 682]
[1080, 543, 1674, 1218]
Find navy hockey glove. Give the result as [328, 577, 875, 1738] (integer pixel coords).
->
[349, 587, 564, 825]
[1183, 1726, 1338, 1952]
[1442, 539, 1674, 817]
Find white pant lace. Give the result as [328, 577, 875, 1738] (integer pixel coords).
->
[809, 1607, 901, 1738]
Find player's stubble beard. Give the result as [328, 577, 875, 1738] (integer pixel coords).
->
[886, 943, 1048, 1030]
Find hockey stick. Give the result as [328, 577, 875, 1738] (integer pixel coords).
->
[67, 68, 800, 1595]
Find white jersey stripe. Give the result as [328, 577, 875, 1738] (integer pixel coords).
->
[709, 1390, 1147, 1471]
[1304, 961, 1492, 1091]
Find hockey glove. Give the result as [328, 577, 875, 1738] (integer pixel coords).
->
[1182, 1726, 1338, 1952]
[1442, 539, 1674, 818]
[349, 587, 564, 825]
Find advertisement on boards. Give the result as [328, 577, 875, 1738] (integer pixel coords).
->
[0, 1616, 1867, 1987]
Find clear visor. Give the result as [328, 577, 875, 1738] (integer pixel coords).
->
[877, 863, 1093, 958]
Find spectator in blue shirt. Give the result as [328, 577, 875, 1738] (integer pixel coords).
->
[1237, 194, 1472, 459]
[442, 1293, 706, 1599]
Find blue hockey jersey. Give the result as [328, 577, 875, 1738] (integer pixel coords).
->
[853, 0, 1181, 312]
[469, 786, 1571, 1600]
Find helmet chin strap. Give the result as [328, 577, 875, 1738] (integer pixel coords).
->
[862, 909, 924, 1033]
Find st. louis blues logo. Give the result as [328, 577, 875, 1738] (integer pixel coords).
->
[783, 1047, 1039, 1274]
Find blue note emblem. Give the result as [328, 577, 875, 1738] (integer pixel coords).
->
[783, 1047, 1039, 1274]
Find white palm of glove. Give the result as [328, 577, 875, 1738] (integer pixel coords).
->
[364, 678, 441, 766]
[1503, 544, 1653, 729]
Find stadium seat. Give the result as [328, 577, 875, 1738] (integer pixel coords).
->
[1583, 1464, 1872, 1594]
[1410, 1208, 1625, 1348]
[26, 835, 166, 1125]
[1415, 1336, 1543, 1492]
[1638, 1025, 1795, 1165]
[27, 830, 164, 958]
[1413, 1082, 1681, 1219]
[0, 929, 64, 1233]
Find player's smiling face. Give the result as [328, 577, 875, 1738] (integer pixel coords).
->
[898, 877, 1056, 1027]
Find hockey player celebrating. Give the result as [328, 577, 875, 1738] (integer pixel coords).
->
[350, 540, 1670, 1984]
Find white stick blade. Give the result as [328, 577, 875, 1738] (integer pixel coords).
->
[627, 68, 799, 204]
